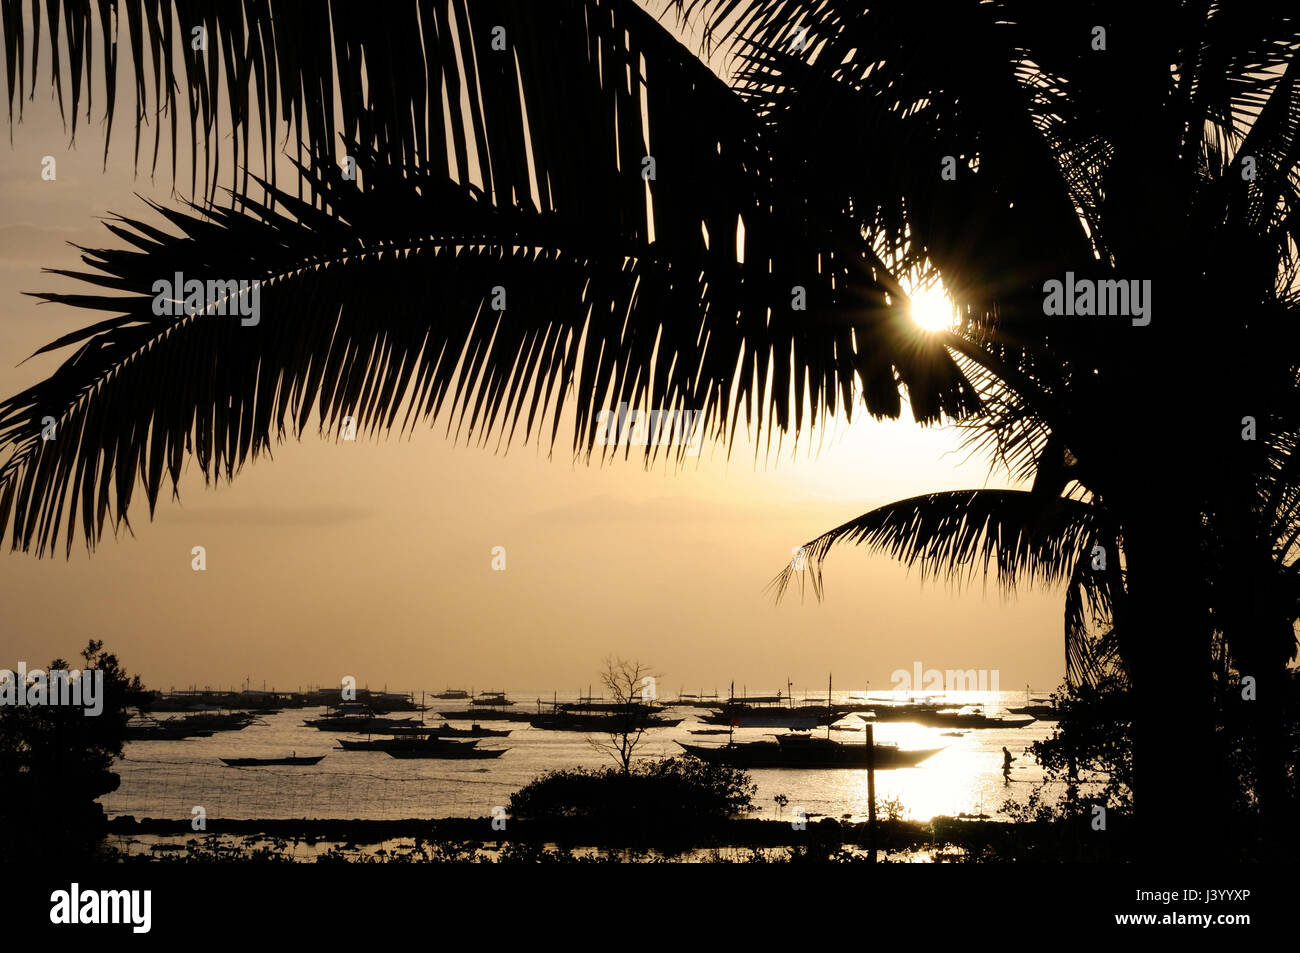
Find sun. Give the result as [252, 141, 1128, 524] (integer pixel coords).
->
[907, 282, 956, 332]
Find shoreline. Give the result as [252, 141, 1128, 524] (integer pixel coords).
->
[104, 813, 1063, 853]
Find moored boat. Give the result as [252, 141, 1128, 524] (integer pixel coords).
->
[302, 703, 422, 732]
[337, 736, 480, 752]
[125, 715, 217, 741]
[220, 754, 325, 766]
[1007, 703, 1059, 721]
[676, 734, 942, 769]
[176, 711, 258, 732]
[429, 723, 511, 738]
[530, 711, 684, 732]
[855, 705, 1036, 729]
[385, 743, 508, 759]
[928, 710, 1036, 730]
[672, 692, 722, 707]
[438, 709, 534, 721]
[470, 691, 514, 706]
[698, 710, 828, 729]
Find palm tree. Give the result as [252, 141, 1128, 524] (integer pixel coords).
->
[771, 472, 1300, 840]
[1, 1, 1296, 857]
[714, 0, 1300, 855]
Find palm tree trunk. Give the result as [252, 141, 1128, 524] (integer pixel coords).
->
[1230, 604, 1294, 857]
[1120, 503, 1224, 860]
[1213, 479, 1291, 855]
[1249, 642, 1289, 855]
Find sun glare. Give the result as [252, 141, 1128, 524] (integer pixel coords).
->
[908, 283, 955, 332]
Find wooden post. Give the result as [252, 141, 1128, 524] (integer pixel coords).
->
[866, 722, 878, 863]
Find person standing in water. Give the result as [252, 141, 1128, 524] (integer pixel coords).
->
[1002, 746, 1015, 782]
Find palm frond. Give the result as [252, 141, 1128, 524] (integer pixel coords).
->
[769, 488, 1098, 602]
[0, 138, 977, 556]
[1, 0, 767, 205]
[1062, 517, 1124, 687]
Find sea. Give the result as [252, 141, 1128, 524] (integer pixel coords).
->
[101, 690, 1061, 827]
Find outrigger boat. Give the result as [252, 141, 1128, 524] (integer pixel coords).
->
[384, 742, 509, 759]
[303, 703, 422, 733]
[698, 710, 825, 729]
[529, 690, 682, 731]
[676, 734, 941, 769]
[125, 709, 259, 740]
[852, 705, 1036, 729]
[556, 700, 662, 713]
[337, 735, 479, 752]
[1007, 686, 1060, 721]
[530, 711, 684, 732]
[125, 716, 214, 741]
[470, 691, 515, 707]
[928, 710, 1036, 730]
[1006, 704, 1058, 721]
[672, 691, 722, 707]
[328, 721, 513, 737]
[697, 678, 849, 728]
[427, 723, 510, 738]
[438, 708, 534, 721]
[220, 753, 325, 766]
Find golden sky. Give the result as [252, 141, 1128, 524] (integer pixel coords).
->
[0, 7, 1067, 696]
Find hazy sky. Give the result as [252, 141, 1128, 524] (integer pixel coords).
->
[0, 6, 1067, 696]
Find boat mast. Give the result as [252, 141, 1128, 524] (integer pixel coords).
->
[824, 673, 831, 738]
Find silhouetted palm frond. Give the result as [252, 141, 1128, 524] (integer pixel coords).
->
[768, 488, 1116, 685]
[675, 1, 1300, 442]
[0, 139, 978, 556]
[770, 489, 1097, 598]
[0, 0, 777, 204]
[1062, 517, 1124, 687]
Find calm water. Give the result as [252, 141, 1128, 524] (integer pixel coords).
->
[101, 691, 1058, 825]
